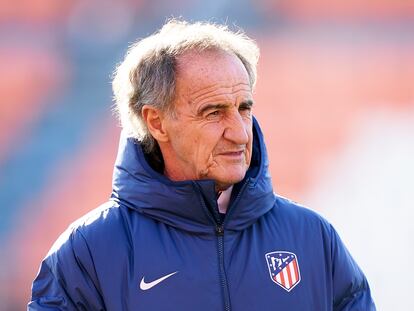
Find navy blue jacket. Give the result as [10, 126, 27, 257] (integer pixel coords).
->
[29, 119, 375, 310]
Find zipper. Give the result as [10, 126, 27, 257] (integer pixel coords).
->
[223, 179, 250, 228]
[216, 224, 231, 311]
[194, 179, 250, 311]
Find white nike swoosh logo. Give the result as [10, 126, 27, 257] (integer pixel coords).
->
[140, 271, 178, 290]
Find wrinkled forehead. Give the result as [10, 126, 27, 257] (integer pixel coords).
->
[174, 50, 251, 99]
[176, 50, 250, 86]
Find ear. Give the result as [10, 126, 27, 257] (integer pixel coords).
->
[141, 105, 169, 142]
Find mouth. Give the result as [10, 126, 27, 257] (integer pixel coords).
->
[217, 150, 244, 159]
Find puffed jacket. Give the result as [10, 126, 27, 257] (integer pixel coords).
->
[29, 118, 376, 310]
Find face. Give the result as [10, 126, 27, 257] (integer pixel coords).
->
[159, 50, 254, 191]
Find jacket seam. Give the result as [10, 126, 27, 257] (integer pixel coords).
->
[74, 229, 106, 308]
[38, 260, 78, 308]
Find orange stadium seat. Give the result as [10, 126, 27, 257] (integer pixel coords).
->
[259, 0, 414, 21]
[0, 47, 67, 164]
[252, 36, 414, 198]
[4, 120, 119, 306]
[0, 0, 74, 24]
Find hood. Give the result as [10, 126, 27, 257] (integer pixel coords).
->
[111, 117, 275, 234]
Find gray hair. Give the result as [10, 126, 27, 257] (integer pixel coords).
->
[112, 19, 260, 153]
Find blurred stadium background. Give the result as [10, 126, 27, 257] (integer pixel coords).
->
[1, 0, 413, 310]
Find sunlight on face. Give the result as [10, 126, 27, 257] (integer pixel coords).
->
[160, 50, 254, 191]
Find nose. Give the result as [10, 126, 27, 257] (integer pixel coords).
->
[223, 111, 249, 145]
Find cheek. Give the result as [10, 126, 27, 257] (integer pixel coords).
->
[197, 138, 217, 163]
[171, 122, 226, 164]
[175, 132, 216, 164]
[246, 130, 254, 163]
[200, 125, 225, 152]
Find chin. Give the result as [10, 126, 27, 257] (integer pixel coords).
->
[213, 170, 247, 190]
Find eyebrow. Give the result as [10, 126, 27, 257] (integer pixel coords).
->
[197, 99, 254, 116]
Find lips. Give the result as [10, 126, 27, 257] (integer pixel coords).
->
[220, 151, 243, 156]
[216, 150, 245, 158]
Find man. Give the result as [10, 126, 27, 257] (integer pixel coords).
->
[29, 20, 376, 310]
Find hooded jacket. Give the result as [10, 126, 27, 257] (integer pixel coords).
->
[29, 119, 376, 310]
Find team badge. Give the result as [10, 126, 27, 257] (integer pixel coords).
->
[265, 251, 301, 292]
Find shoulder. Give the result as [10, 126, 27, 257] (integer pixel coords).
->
[68, 200, 126, 241]
[31, 202, 126, 308]
[45, 200, 134, 266]
[264, 194, 334, 238]
[274, 195, 330, 225]
[69, 200, 122, 231]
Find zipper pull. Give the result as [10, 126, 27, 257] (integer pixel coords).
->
[216, 225, 224, 236]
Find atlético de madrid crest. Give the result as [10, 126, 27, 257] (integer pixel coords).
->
[265, 251, 301, 292]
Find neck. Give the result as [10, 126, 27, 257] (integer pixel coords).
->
[217, 186, 233, 213]
[144, 143, 165, 173]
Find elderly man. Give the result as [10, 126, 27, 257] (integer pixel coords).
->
[29, 20, 375, 310]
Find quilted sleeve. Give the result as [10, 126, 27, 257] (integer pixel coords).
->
[28, 228, 105, 310]
[330, 225, 376, 311]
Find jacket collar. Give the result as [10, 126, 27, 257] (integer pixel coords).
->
[111, 117, 275, 234]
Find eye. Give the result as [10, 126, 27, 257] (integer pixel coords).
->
[239, 106, 251, 111]
[206, 110, 220, 118]
[239, 104, 252, 116]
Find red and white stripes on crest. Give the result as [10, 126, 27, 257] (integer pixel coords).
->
[273, 258, 299, 290]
